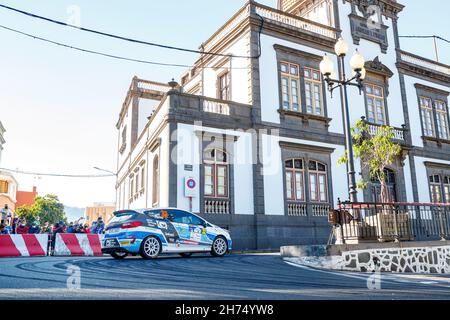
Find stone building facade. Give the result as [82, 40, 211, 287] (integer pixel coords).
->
[115, 0, 450, 250]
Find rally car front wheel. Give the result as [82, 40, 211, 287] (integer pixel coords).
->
[211, 236, 228, 257]
[140, 236, 161, 259]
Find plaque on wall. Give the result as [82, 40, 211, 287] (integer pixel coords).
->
[349, 13, 389, 53]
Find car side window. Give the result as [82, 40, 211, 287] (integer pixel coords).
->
[187, 214, 204, 226]
[168, 210, 188, 224]
[169, 210, 204, 226]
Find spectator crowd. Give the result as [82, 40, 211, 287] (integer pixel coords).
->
[0, 204, 106, 236]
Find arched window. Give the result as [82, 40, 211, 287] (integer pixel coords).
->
[152, 155, 159, 206]
[308, 160, 328, 203]
[285, 159, 305, 201]
[371, 168, 397, 203]
[203, 149, 228, 198]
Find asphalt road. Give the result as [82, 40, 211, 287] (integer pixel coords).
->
[0, 253, 450, 300]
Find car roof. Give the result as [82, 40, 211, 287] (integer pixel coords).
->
[114, 208, 191, 214]
[114, 208, 206, 221]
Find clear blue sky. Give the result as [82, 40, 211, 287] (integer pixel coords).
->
[0, 0, 448, 207]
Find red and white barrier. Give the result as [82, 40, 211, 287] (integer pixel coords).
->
[0, 234, 49, 257]
[54, 233, 104, 256]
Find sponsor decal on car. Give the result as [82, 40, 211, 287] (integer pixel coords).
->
[181, 239, 199, 245]
[157, 221, 168, 229]
[104, 238, 119, 248]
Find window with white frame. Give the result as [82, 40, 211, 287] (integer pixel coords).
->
[444, 176, 450, 203]
[129, 175, 134, 201]
[284, 158, 329, 203]
[308, 160, 328, 203]
[436, 100, 449, 140]
[280, 62, 301, 112]
[304, 67, 324, 116]
[141, 167, 145, 190]
[204, 149, 229, 198]
[420, 97, 435, 137]
[366, 84, 386, 125]
[285, 159, 305, 201]
[218, 71, 231, 101]
[429, 175, 442, 203]
[152, 155, 159, 206]
[135, 171, 139, 196]
[429, 174, 450, 203]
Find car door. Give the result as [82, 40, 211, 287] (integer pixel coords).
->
[184, 212, 212, 251]
[169, 210, 211, 252]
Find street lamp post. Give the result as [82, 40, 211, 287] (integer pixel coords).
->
[320, 38, 366, 203]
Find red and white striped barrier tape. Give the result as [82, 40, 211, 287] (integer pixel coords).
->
[54, 233, 104, 256]
[0, 234, 49, 257]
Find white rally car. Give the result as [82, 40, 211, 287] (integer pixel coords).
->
[101, 208, 232, 259]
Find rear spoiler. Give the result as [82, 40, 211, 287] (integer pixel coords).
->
[113, 210, 139, 216]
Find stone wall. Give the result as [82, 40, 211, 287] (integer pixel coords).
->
[282, 243, 450, 274]
[338, 246, 450, 273]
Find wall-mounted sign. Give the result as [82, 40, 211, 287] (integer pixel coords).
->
[184, 176, 198, 198]
[184, 164, 193, 172]
[349, 14, 389, 53]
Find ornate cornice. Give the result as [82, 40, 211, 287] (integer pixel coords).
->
[365, 56, 394, 78]
[396, 62, 450, 87]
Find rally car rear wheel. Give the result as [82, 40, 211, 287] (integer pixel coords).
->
[140, 236, 161, 259]
[110, 251, 128, 260]
[211, 236, 228, 257]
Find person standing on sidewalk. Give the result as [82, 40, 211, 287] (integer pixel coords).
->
[1, 204, 11, 225]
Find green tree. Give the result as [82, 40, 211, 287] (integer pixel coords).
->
[16, 194, 67, 225]
[338, 120, 402, 203]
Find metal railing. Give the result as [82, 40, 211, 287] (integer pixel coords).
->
[360, 117, 407, 142]
[331, 202, 450, 244]
[367, 123, 406, 142]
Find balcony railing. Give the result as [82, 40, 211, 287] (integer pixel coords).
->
[361, 117, 407, 143]
[203, 100, 230, 115]
[136, 79, 171, 93]
[287, 202, 331, 217]
[203, 2, 337, 52]
[400, 51, 450, 76]
[204, 199, 230, 214]
[174, 94, 252, 124]
[331, 202, 450, 244]
[287, 202, 307, 216]
[254, 4, 337, 39]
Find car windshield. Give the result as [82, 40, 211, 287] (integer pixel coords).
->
[109, 211, 137, 224]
